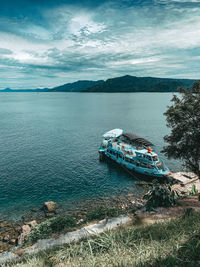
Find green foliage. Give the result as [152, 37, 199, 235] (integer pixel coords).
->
[26, 207, 123, 244]
[7, 210, 200, 267]
[26, 216, 77, 243]
[182, 208, 194, 218]
[50, 216, 77, 232]
[84, 75, 194, 93]
[144, 180, 177, 211]
[189, 184, 198, 195]
[162, 81, 200, 178]
[86, 206, 123, 222]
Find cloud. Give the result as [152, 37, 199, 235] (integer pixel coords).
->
[0, 0, 200, 89]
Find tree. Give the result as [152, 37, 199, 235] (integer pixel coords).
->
[162, 81, 200, 178]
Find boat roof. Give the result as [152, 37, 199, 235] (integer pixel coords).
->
[103, 128, 123, 138]
[123, 132, 154, 147]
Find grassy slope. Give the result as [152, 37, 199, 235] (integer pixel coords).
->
[4, 210, 200, 267]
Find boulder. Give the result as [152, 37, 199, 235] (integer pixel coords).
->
[22, 224, 31, 234]
[3, 234, 10, 242]
[9, 239, 16, 245]
[18, 224, 31, 245]
[43, 201, 57, 212]
[27, 220, 37, 228]
[14, 226, 22, 233]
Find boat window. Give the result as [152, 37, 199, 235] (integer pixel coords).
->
[146, 155, 152, 161]
[140, 162, 148, 168]
[153, 156, 158, 161]
[119, 154, 123, 159]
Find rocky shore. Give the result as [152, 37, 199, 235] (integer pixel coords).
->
[1, 172, 199, 255]
[0, 195, 144, 253]
[0, 201, 62, 252]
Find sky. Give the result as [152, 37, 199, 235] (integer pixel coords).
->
[0, 0, 200, 89]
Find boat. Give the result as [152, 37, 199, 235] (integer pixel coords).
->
[99, 129, 171, 178]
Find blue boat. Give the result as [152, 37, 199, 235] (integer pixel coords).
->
[99, 129, 171, 179]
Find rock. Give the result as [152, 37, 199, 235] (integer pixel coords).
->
[45, 212, 55, 218]
[0, 221, 8, 228]
[0, 241, 11, 252]
[14, 226, 22, 233]
[9, 239, 16, 245]
[22, 210, 45, 224]
[13, 248, 25, 256]
[30, 207, 40, 212]
[27, 220, 37, 227]
[18, 224, 31, 245]
[43, 201, 57, 212]
[3, 235, 10, 242]
[22, 224, 31, 234]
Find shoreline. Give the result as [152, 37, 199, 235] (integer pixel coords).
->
[1, 171, 199, 255]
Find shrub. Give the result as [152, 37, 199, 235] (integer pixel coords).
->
[144, 180, 177, 211]
[26, 220, 52, 243]
[189, 184, 198, 195]
[86, 206, 122, 222]
[50, 216, 77, 232]
[26, 216, 77, 244]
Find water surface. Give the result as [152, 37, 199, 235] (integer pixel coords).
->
[0, 93, 181, 219]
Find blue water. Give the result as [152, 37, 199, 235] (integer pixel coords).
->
[0, 93, 181, 219]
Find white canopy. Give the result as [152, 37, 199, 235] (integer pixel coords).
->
[103, 129, 123, 138]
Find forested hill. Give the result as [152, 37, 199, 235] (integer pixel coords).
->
[0, 76, 196, 92]
[83, 75, 195, 92]
[50, 80, 104, 92]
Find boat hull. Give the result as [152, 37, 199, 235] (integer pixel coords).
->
[99, 150, 170, 179]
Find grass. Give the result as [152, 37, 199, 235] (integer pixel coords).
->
[24, 206, 125, 245]
[3, 209, 200, 267]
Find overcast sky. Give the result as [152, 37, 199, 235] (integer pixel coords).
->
[0, 0, 200, 89]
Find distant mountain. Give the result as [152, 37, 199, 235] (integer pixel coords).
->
[0, 75, 197, 93]
[50, 80, 104, 92]
[0, 80, 104, 92]
[83, 75, 196, 92]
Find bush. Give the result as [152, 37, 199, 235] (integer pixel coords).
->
[86, 206, 123, 222]
[189, 184, 198, 195]
[26, 216, 77, 244]
[144, 180, 177, 211]
[50, 216, 77, 232]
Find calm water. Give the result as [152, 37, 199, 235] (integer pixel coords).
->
[0, 93, 181, 219]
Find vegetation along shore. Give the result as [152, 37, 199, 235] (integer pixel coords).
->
[1, 171, 200, 266]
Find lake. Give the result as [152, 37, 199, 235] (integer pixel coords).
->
[0, 93, 181, 219]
